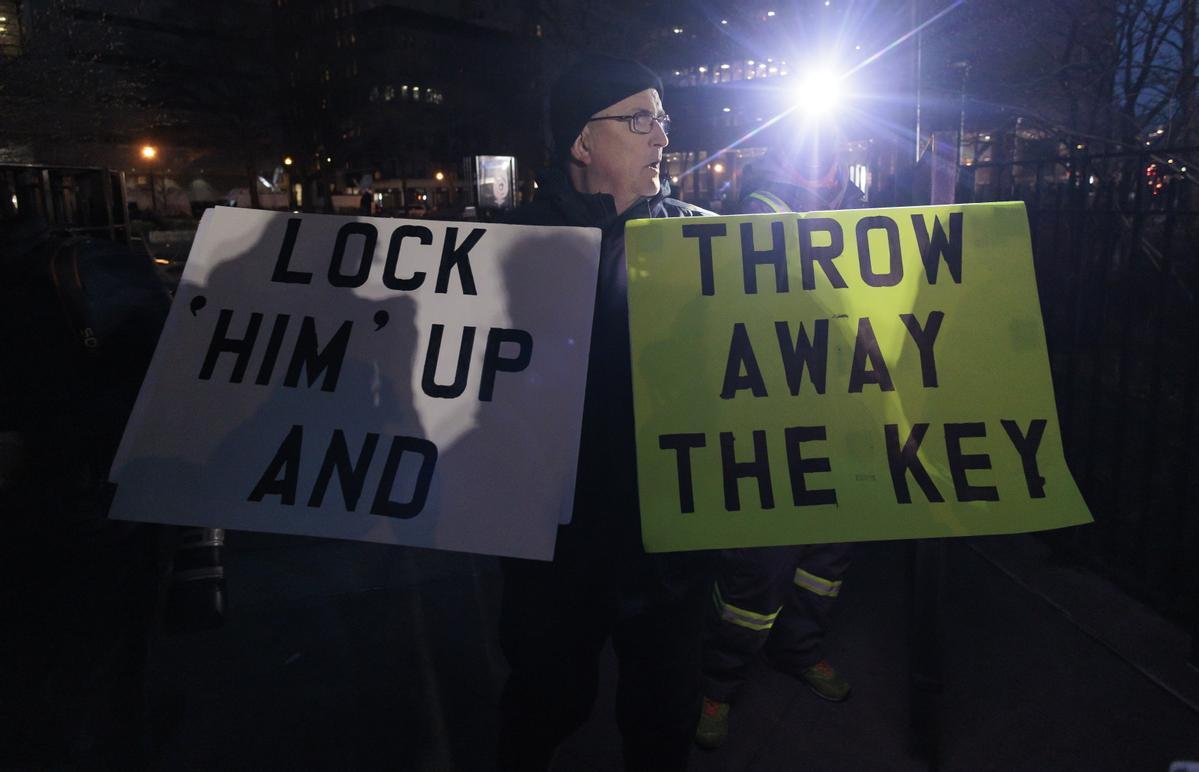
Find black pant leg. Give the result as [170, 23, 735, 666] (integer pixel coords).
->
[610, 575, 710, 772]
[496, 558, 610, 772]
[700, 547, 798, 702]
[766, 542, 854, 671]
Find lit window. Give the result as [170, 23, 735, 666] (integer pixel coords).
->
[767, 10, 776, 17]
[720, 63, 730, 69]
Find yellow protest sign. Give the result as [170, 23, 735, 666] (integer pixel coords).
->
[626, 202, 1092, 553]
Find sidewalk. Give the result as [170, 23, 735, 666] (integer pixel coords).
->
[148, 534, 1199, 771]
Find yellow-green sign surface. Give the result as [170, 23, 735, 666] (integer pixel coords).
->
[626, 202, 1092, 553]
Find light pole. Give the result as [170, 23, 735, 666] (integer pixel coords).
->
[141, 145, 159, 212]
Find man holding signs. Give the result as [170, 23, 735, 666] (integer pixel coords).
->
[497, 56, 712, 771]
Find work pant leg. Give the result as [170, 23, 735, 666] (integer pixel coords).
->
[765, 542, 854, 672]
[700, 547, 798, 702]
[497, 559, 610, 772]
[611, 578, 708, 772]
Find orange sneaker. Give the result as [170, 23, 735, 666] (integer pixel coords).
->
[800, 660, 851, 702]
[694, 696, 730, 749]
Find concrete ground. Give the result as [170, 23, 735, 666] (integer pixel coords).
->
[147, 533, 1199, 771]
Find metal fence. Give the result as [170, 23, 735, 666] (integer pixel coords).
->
[1, 164, 131, 242]
[966, 149, 1199, 652]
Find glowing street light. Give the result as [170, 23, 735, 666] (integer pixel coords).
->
[139, 145, 162, 212]
[283, 156, 294, 166]
[789, 68, 844, 117]
[434, 170, 445, 181]
[712, 163, 725, 173]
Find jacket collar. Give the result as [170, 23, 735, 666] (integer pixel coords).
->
[533, 167, 668, 230]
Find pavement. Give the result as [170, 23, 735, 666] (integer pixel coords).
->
[147, 532, 1199, 771]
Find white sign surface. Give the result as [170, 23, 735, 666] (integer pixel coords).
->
[110, 207, 600, 560]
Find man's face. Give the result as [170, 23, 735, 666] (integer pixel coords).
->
[574, 88, 669, 210]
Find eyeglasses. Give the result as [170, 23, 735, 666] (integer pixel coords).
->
[586, 110, 672, 136]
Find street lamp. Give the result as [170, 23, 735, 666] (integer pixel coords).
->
[139, 145, 161, 211]
[283, 156, 294, 166]
[789, 68, 843, 118]
[434, 170, 445, 181]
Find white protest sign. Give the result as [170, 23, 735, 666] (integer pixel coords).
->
[109, 207, 600, 560]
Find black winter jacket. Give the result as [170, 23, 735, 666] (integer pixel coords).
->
[503, 169, 711, 602]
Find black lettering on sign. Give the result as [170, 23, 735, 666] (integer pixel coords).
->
[784, 425, 837, 506]
[370, 435, 438, 519]
[1001, 418, 1048, 498]
[911, 212, 963, 284]
[435, 226, 483, 295]
[855, 216, 903, 287]
[659, 433, 707, 513]
[848, 318, 894, 393]
[884, 423, 945, 504]
[256, 314, 292, 385]
[422, 324, 475, 398]
[308, 430, 379, 510]
[328, 222, 378, 288]
[384, 225, 432, 291]
[200, 309, 263, 383]
[720, 430, 774, 511]
[247, 426, 437, 518]
[797, 218, 847, 290]
[720, 323, 768, 399]
[740, 220, 789, 294]
[775, 319, 829, 395]
[283, 317, 353, 393]
[271, 218, 311, 284]
[899, 311, 945, 388]
[945, 422, 999, 502]
[479, 328, 533, 402]
[248, 424, 304, 505]
[681, 222, 727, 296]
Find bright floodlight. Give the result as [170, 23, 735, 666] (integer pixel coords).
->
[791, 68, 843, 117]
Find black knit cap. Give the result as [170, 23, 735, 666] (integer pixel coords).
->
[550, 54, 664, 164]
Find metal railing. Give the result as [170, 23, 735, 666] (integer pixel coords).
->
[965, 149, 1199, 661]
[1, 164, 131, 243]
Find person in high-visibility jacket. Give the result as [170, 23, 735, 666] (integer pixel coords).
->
[695, 133, 865, 751]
